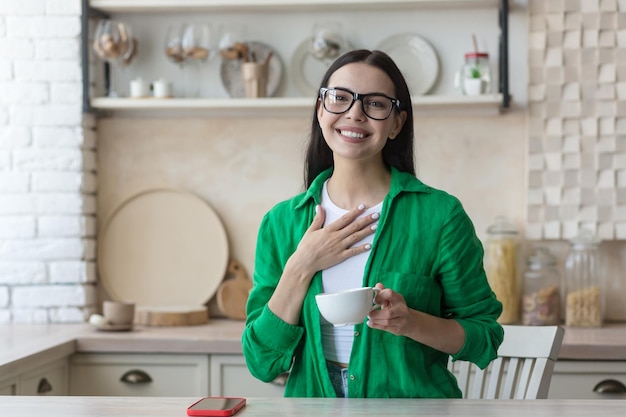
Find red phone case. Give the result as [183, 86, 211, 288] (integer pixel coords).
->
[186, 396, 246, 417]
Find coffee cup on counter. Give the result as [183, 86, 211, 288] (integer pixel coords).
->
[153, 78, 172, 98]
[103, 300, 136, 326]
[130, 78, 150, 98]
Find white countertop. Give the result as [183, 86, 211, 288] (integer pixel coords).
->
[1, 319, 626, 377]
[1, 396, 625, 417]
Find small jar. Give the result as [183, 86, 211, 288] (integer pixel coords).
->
[484, 216, 520, 324]
[522, 247, 561, 326]
[564, 230, 604, 327]
[459, 52, 491, 96]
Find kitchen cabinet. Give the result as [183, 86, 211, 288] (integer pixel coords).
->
[17, 358, 69, 396]
[0, 358, 69, 396]
[69, 353, 209, 396]
[549, 361, 626, 400]
[83, 0, 510, 115]
[0, 377, 17, 396]
[209, 354, 285, 397]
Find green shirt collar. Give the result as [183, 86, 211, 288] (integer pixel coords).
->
[294, 166, 431, 210]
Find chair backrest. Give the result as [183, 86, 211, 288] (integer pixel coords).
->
[448, 325, 565, 399]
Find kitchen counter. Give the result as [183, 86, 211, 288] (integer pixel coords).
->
[1, 396, 625, 417]
[1, 320, 626, 376]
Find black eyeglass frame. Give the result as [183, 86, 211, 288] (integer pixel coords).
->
[319, 87, 402, 121]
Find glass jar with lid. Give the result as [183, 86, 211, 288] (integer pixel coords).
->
[458, 52, 492, 96]
[522, 247, 561, 326]
[564, 229, 604, 327]
[484, 216, 520, 324]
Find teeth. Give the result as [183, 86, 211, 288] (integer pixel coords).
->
[340, 130, 365, 139]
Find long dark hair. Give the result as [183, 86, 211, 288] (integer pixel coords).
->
[304, 49, 415, 189]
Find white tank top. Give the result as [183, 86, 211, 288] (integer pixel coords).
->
[320, 180, 382, 364]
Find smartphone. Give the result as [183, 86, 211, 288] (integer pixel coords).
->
[186, 396, 246, 417]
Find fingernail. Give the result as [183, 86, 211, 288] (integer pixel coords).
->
[364, 243, 371, 250]
[357, 203, 366, 210]
[371, 212, 380, 220]
[370, 224, 377, 231]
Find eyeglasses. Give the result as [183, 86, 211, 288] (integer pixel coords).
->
[319, 87, 401, 121]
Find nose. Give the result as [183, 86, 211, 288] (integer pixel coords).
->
[345, 98, 366, 121]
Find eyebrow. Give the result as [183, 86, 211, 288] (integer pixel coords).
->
[327, 86, 395, 97]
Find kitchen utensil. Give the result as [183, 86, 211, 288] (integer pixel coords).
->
[220, 41, 282, 98]
[134, 306, 209, 326]
[216, 259, 252, 320]
[98, 188, 229, 310]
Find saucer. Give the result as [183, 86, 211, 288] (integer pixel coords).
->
[92, 322, 134, 332]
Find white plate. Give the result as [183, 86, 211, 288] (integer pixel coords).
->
[290, 37, 331, 97]
[290, 37, 352, 97]
[375, 33, 439, 96]
[220, 41, 283, 98]
[98, 189, 229, 308]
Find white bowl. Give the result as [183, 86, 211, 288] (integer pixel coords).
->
[315, 287, 380, 327]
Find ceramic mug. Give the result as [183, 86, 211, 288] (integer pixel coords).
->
[130, 78, 150, 98]
[153, 79, 172, 98]
[315, 287, 381, 327]
[103, 300, 135, 325]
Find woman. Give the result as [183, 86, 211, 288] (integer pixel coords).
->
[242, 49, 503, 398]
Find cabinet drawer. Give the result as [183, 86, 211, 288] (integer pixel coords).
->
[69, 353, 208, 396]
[18, 358, 68, 396]
[0, 377, 17, 396]
[210, 355, 284, 398]
[549, 361, 626, 399]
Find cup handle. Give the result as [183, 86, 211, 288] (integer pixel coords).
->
[370, 287, 382, 312]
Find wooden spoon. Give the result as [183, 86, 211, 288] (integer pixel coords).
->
[216, 259, 252, 320]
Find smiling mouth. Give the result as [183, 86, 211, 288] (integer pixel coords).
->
[339, 129, 366, 139]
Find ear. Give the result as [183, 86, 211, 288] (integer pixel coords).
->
[388, 110, 407, 140]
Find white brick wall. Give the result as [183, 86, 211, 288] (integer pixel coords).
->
[0, 0, 96, 323]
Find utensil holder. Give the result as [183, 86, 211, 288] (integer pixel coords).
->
[241, 62, 268, 98]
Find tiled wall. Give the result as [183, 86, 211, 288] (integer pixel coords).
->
[0, 1, 96, 323]
[527, 0, 626, 239]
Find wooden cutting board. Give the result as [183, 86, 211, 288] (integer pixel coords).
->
[134, 306, 208, 326]
[98, 189, 229, 309]
[216, 259, 252, 320]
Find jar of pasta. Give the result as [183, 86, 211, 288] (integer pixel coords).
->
[522, 247, 560, 326]
[564, 229, 604, 327]
[484, 216, 520, 324]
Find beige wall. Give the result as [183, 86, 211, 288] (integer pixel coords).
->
[96, 111, 528, 300]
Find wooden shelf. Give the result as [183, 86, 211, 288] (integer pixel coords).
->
[89, 0, 500, 13]
[90, 94, 505, 117]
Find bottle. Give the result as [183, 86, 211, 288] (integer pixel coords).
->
[458, 52, 491, 96]
[484, 216, 520, 324]
[522, 247, 561, 326]
[564, 229, 604, 327]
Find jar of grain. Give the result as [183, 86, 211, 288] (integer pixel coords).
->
[564, 229, 604, 327]
[522, 247, 560, 326]
[484, 216, 520, 324]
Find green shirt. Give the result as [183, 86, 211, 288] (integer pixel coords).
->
[242, 167, 503, 398]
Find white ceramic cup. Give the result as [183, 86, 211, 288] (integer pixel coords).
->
[153, 79, 172, 98]
[315, 286, 381, 327]
[130, 78, 150, 98]
[103, 300, 135, 325]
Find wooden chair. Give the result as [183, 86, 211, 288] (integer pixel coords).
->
[448, 325, 565, 399]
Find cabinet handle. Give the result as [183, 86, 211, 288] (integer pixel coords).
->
[271, 372, 289, 387]
[120, 369, 153, 385]
[37, 378, 53, 394]
[593, 379, 626, 394]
